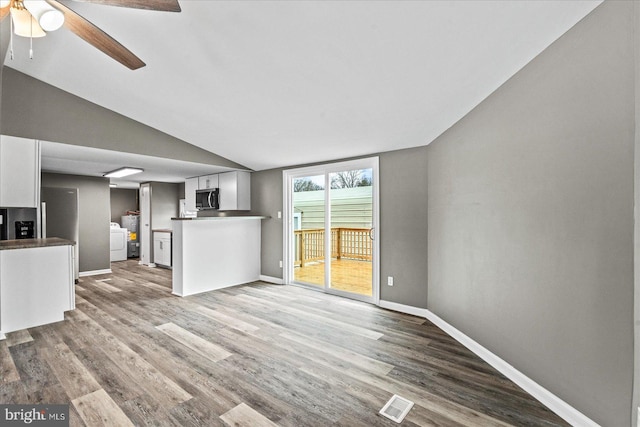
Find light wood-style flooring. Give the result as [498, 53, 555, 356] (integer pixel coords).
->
[1, 260, 568, 426]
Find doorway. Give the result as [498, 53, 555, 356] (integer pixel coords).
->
[283, 157, 379, 304]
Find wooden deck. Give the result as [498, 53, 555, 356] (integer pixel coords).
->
[294, 259, 373, 296]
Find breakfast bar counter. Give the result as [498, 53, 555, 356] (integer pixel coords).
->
[171, 216, 266, 296]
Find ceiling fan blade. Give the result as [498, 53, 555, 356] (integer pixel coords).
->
[72, 0, 180, 12]
[48, 0, 146, 70]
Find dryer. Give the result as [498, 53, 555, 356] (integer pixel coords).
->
[110, 222, 127, 262]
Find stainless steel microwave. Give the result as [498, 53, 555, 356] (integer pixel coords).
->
[195, 188, 219, 210]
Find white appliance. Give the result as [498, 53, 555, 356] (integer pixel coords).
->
[110, 222, 127, 262]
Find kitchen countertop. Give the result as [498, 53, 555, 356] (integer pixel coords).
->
[171, 216, 268, 221]
[152, 229, 173, 233]
[0, 237, 75, 251]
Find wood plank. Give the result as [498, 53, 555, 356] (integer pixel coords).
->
[156, 322, 233, 363]
[42, 342, 102, 400]
[278, 331, 394, 376]
[0, 341, 20, 383]
[6, 329, 34, 347]
[234, 293, 384, 340]
[72, 389, 135, 427]
[69, 309, 193, 408]
[220, 402, 279, 427]
[177, 300, 260, 333]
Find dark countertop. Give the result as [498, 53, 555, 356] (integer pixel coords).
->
[172, 215, 268, 221]
[0, 237, 75, 251]
[153, 229, 173, 233]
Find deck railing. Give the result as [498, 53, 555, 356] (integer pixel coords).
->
[294, 227, 372, 267]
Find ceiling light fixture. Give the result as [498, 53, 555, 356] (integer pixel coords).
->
[3, 0, 65, 59]
[104, 167, 144, 178]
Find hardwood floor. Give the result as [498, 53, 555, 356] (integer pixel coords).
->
[0, 260, 569, 426]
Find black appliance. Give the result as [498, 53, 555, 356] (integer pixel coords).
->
[0, 208, 38, 240]
[195, 188, 219, 210]
[15, 221, 35, 239]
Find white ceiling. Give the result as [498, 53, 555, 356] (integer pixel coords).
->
[5, 0, 602, 173]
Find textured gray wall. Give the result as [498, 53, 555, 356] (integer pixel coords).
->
[0, 68, 246, 169]
[42, 173, 111, 273]
[110, 188, 138, 224]
[427, 2, 633, 426]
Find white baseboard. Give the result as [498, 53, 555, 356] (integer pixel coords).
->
[259, 275, 283, 285]
[79, 269, 112, 277]
[378, 300, 599, 427]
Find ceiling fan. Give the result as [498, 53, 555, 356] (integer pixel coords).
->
[0, 0, 181, 70]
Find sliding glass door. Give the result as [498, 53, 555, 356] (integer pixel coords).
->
[284, 158, 379, 303]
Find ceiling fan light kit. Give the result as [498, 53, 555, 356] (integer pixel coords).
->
[23, 0, 64, 31]
[0, 0, 181, 69]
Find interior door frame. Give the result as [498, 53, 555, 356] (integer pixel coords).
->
[282, 157, 380, 304]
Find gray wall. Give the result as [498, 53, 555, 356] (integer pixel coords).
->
[150, 182, 179, 230]
[251, 168, 285, 278]
[427, 2, 633, 426]
[0, 22, 9, 134]
[42, 173, 111, 273]
[110, 188, 138, 224]
[250, 146, 429, 305]
[0, 68, 246, 169]
[634, 3, 640, 426]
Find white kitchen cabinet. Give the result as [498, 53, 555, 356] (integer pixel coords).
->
[153, 231, 172, 267]
[219, 171, 251, 211]
[185, 177, 198, 212]
[198, 174, 219, 190]
[1, 242, 74, 335]
[0, 135, 40, 208]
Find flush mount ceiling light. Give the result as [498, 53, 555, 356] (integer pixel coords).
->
[104, 167, 143, 178]
[0, 0, 181, 69]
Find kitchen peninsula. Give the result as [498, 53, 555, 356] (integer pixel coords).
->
[0, 237, 75, 339]
[171, 216, 266, 296]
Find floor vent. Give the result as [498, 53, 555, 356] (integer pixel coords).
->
[379, 394, 414, 423]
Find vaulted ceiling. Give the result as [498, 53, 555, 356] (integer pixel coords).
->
[4, 0, 602, 172]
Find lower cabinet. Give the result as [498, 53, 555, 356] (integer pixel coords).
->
[153, 231, 172, 268]
[1, 244, 74, 335]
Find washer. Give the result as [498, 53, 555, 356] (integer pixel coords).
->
[110, 222, 128, 262]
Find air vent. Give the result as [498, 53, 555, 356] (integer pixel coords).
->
[379, 394, 414, 423]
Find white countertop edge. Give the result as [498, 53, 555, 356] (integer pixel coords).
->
[172, 216, 269, 221]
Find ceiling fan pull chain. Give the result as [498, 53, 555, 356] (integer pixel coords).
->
[29, 11, 33, 59]
[9, 11, 13, 60]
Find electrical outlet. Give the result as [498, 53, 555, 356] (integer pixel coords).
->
[277, 211, 282, 219]
[279, 260, 283, 268]
[388, 276, 394, 286]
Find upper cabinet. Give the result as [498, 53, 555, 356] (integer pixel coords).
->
[185, 170, 251, 212]
[198, 174, 218, 190]
[219, 171, 250, 211]
[0, 136, 41, 208]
